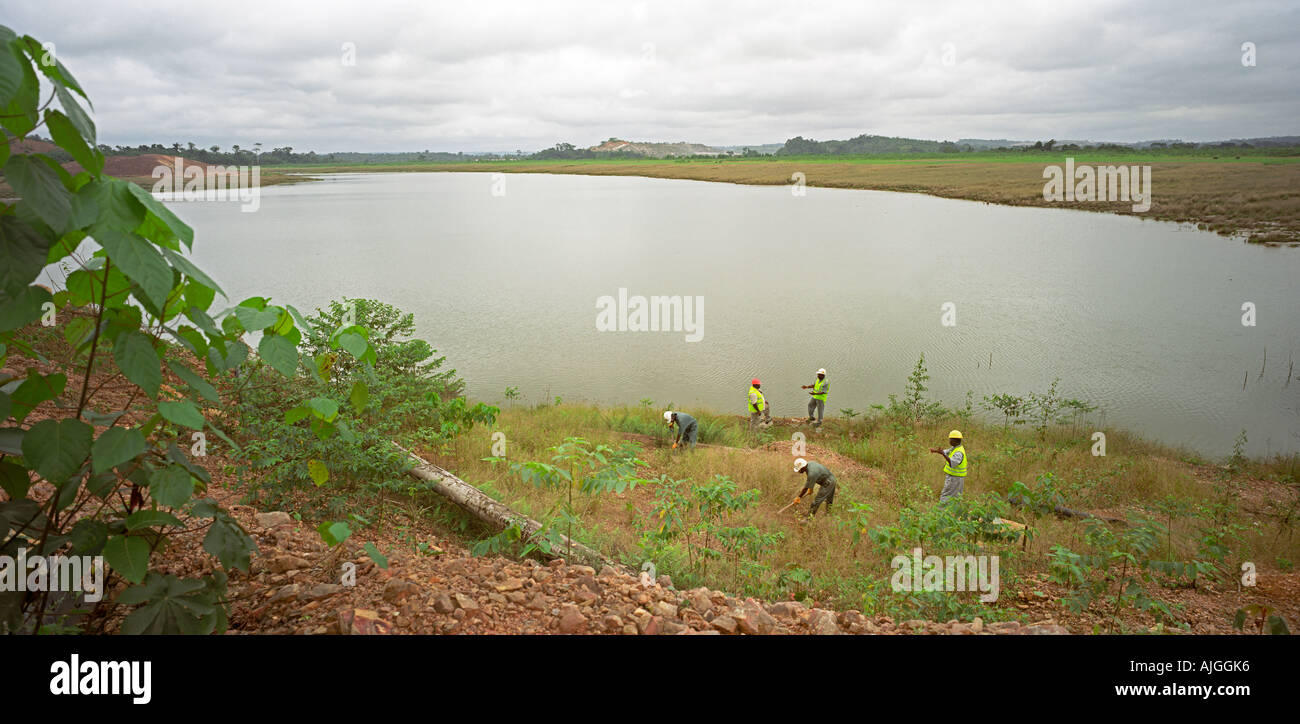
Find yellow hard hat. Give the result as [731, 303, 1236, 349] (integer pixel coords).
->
[948, 430, 963, 440]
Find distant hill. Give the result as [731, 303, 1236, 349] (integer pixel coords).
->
[588, 138, 719, 158]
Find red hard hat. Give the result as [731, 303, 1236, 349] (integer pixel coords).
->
[751, 378, 761, 385]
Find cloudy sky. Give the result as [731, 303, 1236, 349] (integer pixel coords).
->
[9, 0, 1299, 152]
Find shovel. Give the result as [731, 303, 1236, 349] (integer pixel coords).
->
[776, 495, 803, 514]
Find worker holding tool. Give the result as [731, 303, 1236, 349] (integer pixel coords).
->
[929, 430, 968, 503]
[747, 378, 773, 429]
[801, 368, 829, 426]
[664, 410, 698, 451]
[791, 458, 837, 516]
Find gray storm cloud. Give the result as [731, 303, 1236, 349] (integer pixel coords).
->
[7, 0, 1298, 151]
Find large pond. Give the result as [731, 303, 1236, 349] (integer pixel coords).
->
[167, 172, 1300, 457]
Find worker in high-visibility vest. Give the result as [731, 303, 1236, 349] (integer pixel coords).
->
[747, 378, 772, 429]
[801, 368, 829, 426]
[928, 430, 968, 502]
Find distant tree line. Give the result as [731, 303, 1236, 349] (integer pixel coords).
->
[777, 133, 1300, 156]
[75, 142, 472, 165]
[778, 134, 971, 155]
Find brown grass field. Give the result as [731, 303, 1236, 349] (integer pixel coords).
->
[316, 158, 1300, 245]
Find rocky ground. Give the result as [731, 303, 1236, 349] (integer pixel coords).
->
[162, 503, 1070, 636]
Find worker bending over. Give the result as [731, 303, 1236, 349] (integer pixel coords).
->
[802, 368, 829, 426]
[792, 458, 837, 516]
[664, 410, 698, 451]
[928, 430, 968, 503]
[748, 378, 773, 429]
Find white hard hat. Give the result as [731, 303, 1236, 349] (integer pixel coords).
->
[793, 458, 808, 472]
[663, 411, 673, 422]
[817, 368, 826, 375]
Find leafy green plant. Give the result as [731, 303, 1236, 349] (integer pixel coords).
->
[982, 393, 1028, 428]
[485, 436, 648, 559]
[1233, 604, 1290, 635]
[1047, 517, 1181, 630]
[0, 27, 277, 633]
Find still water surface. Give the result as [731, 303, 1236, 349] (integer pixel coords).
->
[168, 172, 1300, 457]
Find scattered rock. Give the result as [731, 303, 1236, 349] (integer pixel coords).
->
[685, 588, 713, 614]
[338, 609, 392, 635]
[382, 579, 422, 604]
[710, 615, 739, 634]
[652, 601, 679, 620]
[809, 609, 841, 635]
[299, 583, 345, 602]
[267, 584, 301, 604]
[255, 512, 293, 529]
[453, 593, 480, 613]
[735, 601, 777, 635]
[267, 555, 311, 574]
[766, 601, 804, 618]
[558, 604, 586, 634]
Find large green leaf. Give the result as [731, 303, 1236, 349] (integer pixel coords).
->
[21, 417, 91, 483]
[3, 154, 71, 231]
[166, 360, 218, 402]
[7, 369, 65, 423]
[0, 37, 23, 105]
[118, 573, 217, 635]
[258, 333, 299, 378]
[148, 464, 194, 508]
[349, 380, 369, 410]
[54, 86, 95, 145]
[0, 284, 52, 333]
[91, 426, 146, 474]
[126, 183, 193, 249]
[94, 178, 146, 232]
[317, 520, 352, 547]
[45, 108, 102, 175]
[20, 35, 89, 101]
[0, 44, 38, 137]
[92, 227, 172, 309]
[157, 399, 205, 430]
[307, 396, 339, 422]
[160, 246, 224, 297]
[233, 305, 279, 332]
[0, 459, 30, 499]
[68, 518, 108, 555]
[204, 514, 254, 571]
[125, 509, 183, 531]
[336, 332, 368, 360]
[0, 216, 53, 298]
[307, 459, 329, 486]
[102, 534, 150, 584]
[112, 331, 161, 397]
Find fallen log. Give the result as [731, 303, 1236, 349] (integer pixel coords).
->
[395, 443, 618, 570]
[1052, 505, 1128, 524]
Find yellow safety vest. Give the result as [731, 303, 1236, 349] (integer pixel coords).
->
[812, 377, 827, 401]
[748, 386, 765, 413]
[943, 445, 968, 477]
